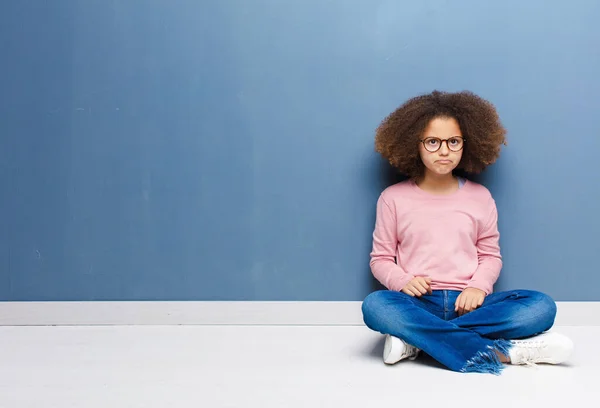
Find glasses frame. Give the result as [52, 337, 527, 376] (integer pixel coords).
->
[420, 137, 466, 153]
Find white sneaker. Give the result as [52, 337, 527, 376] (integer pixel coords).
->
[383, 334, 420, 365]
[509, 332, 574, 366]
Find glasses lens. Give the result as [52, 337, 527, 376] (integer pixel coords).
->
[448, 137, 463, 151]
[424, 138, 440, 152]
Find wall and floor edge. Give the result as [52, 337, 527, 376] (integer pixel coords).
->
[0, 301, 597, 326]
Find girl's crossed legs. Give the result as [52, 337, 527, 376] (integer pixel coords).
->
[362, 289, 573, 374]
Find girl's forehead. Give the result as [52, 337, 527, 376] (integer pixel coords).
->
[425, 117, 462, 135]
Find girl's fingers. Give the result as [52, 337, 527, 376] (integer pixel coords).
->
[455, 295, 464, 314]
[413, 282, 428, 295]
[459, 295, 469, 315]
[409, 286, 421, 297]
[403, 287, 416, 297]
[417, 278, 432, 294]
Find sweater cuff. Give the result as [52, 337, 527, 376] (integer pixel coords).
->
[466, 280, 492, 295]
[388, 272, 415, 292]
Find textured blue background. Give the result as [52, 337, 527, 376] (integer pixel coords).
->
[1, 0, 599, 300]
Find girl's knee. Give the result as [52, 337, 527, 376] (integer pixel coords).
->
[361, 290, 410, 331]
[531, 291, 557, 328]
[522, 290, 556, 315]
[515, 290, 557, 332]
[361, 290, 389, 321]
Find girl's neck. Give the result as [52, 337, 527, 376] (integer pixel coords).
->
[416, 172, 459, 195]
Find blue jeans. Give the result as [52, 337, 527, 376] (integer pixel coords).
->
[362, 289, 557, 374]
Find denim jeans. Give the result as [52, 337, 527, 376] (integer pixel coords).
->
[362, 289, 557, 374]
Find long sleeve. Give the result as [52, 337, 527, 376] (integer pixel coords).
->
[369, 195, 414, 291]
[467, 199, 503, 295]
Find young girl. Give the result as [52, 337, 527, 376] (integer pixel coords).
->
[362, 90, 574, 374]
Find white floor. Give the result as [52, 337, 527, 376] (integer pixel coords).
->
[0, 325, 597, 407]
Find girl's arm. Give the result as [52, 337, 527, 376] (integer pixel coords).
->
[467, 199, 503, 294]
[370, 195, 415, 291]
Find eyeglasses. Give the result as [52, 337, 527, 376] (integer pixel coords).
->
[420, 137, 465, 153]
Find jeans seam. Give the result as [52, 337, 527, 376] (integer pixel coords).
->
[443, 290, 448, 320]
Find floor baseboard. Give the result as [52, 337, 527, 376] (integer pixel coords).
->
[0, 301, 597, 326]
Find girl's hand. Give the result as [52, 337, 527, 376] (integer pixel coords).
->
[455, 288, 486, 316]
[401, 277, 432, 297]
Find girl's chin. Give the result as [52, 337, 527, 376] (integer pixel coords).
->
[427, 167, 456, 176]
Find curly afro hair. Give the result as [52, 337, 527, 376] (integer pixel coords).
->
[375, 90, 507, 180]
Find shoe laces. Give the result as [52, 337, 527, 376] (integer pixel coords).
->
[511, 339, 546, 367]
[401, 344, 420, 361]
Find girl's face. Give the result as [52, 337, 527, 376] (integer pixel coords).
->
[418, 117, 464, 178]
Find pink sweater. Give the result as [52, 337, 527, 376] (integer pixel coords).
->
[370, 179, 502, 295]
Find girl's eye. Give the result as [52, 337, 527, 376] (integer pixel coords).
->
[428, 139, 439, 145]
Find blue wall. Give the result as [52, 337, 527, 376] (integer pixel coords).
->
[1, 0, 599, 301]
